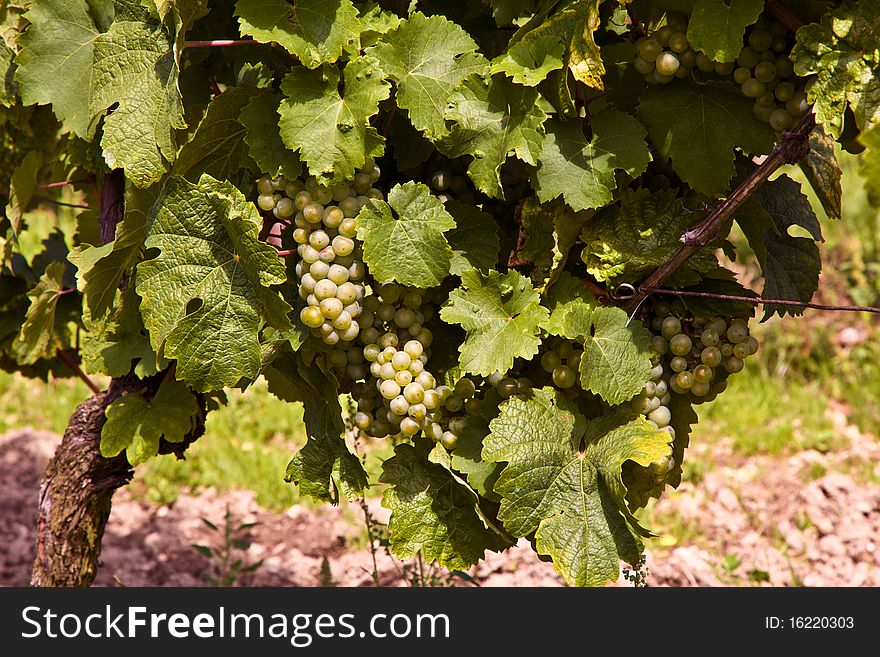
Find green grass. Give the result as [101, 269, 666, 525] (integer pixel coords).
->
[0, 370, 93, 435]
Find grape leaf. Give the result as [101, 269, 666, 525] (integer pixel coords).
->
[440, 268, 549, 377]
[861, 124, 880, 209]
[100, 379, 198, 466]
[578, 188, 718, 286]
[278, 58, 389, 184]
[91, 20, 185, 186]
[172, 85, 262, 182]
[736, 174, 821, 318]
[136, 175, 293, 392]
[439, 74, 546, 198]
[14, 0, 102, 137]
[449, 414, 504, 502]
[686, 0, 764, 63]
[484, 389, 672, 586]
[12, 260, 67, 364]
[5, 150, 41, 236]
[542, 270, 595, 337]
[799, 125, 842, 220]
[488, 0, 536, 26]
[792, 0, 880, 137]
[356, 182, 456, 287]
[380, 438, 505, 570]
[557, 303, 653, 405]
[69, 212, 147, 320]
[490, 34, 564, 86]
[535, 110, 650, 211]
[513, 0, 606, 91]
[369, 12, 487, 139]
[445, 200, 500, 276]
[234, 0, 361, 68]
[518, 197, 592, 290]
[353, 1, 400, 49]
[0, 41, 15, 107]
[240, 92, 301, 180]
[638, 81, 776, 196]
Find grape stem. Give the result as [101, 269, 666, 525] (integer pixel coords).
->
[766, 1, 805, 32]
[623, 111, 817, 312]
[637, 287, 880, 315]
[184, 39, 255, 48]
[276, 249, 296, 258]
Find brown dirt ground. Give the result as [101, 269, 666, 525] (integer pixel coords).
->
[2, 413, 879, 588]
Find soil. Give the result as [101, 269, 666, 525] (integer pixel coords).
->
[2, 413, 879, 588]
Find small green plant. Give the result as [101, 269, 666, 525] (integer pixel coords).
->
[720, 553, 742, 580]
[191, 505, 263, 586]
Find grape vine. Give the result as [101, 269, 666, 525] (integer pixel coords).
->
[2, 0, 879, 587]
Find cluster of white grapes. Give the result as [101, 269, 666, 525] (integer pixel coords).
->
[255, 162, 381, 348]
[623, 298, 760, 508]
[633, 13, 808, 131]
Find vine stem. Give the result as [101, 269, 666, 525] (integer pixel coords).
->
[636, 287, 880, 315]
[276, 249, 296, 258]
[56, 350, 102, 395]
[184, 39, 255, 48]
[624, 111, 817, 312]
[0, 191, 90, 210]
[39, 179, 92, 189]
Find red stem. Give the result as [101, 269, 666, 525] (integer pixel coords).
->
[39, 180, 92, 190]
[276, 249, 296, 258]
[184, 39, 256, 48]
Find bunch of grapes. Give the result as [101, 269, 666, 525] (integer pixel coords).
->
[426, 158, 477, 206]
[633, 13, 808, 132]
[255, 162, 381, 349]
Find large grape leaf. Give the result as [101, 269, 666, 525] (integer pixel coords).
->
[792, 1, 880, 138]
[91, 20, 185, 186]
[136, 175, 293, 392]
[440, 268, 549, 377]
[12, 260, 67, 364]
[5, 150, 41, 237]
[100, 379, 198, 466]
[736, 174, 821, 318]
[235, 0, 361, 69]
[535, 110, 650, 211]
[445, 200, 500, 276]
[563, 304, 653, 405]
[686, 0, 764, 63]
[356, 182, 456, 287]
[578, 188, 719, 286]
[172, 85, 261, 181]
[439, 74, 546, 198]
[490, 34, 564, 86]
[512, 0, 606, 90]
[638, 81, 776, 196]
[240, 92, 301, 180]
[862, 125, 880, 209]
[369, 12, 487, 139]
[484, 390, 672, 586]
[799, 125, 842, 220]
[14, 0, 102, 138]
[278, 58, 389, 184]
[380, 438, 505, 570]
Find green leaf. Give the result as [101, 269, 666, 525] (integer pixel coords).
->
[798, 125, 842, 220]
[439, 74, 546, 198]
[513, 0, 606, 91]
[578, 188, 719, 286]
[172, 85, 262, 182]
[638, 80, 776, 196]
[440, 268, 549, 377]
[484, 390, 671, 586]
[0, 41, 15, 107]
[69, 212, 147, 320]
[240, 92, 301, 180]
[449, 414, 504, 501]
[278, 58, 389, 184]
[686, 0, 764, 63]
[369, 12, 487, 139]
[542, 270, 595, 336]
[91, 20, 185, 186]
[565, 304, 653, 405]
[12, 260, 66, 364]
[100, 379, 198, 466]
[445, 200, 500, 276]
[792, 1, 880, 137]
[5, 150, 41, 236]
[488, 0, 536, 26]
[14, 0, 102, 137]
[136, 175, 293, 392]
[235, 0, 361, 68]
[284, 432, 367, 504]
[518, 197, 592, 290]
[535, 110, 650, 211]
[490, 34, 564, 86]
[380, 438, 504, 570]
[356, 182, 456, 287]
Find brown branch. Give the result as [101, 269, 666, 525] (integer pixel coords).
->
[766, 1, 805, 32]
[624, 111, 817, 312]
[639, 287, 880, 315]
[184, 39, 256, 48]
[57, 350, 102, 395]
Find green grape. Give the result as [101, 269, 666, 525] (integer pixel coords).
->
[756, 92, 777, 107]
[275, 197, 295, 218]
[394, 369, 413, 387]
[786, 92, 809, 117]
[634, 57, 655, 75]
[774, 81, 795, 102]
[769, 108, 793, 131]
[332, 236, 355, 256]
[319, 297, 344, 319]
[636, 37, 663, 62]
[332, 311, 352, 330]
[380, 380, 401, 400]
[700, 328, 719, 347]
[363, 344, 381, 362]
[465, 398, 481, 414]
[695, 53, 716, 72]
[654, 380, 668, 397]
[733, 67, 751, 85]
[552, 365, 576, 389]
[655, 52, 681, 76]
[431, 170, 451, 191]
[651, 335, 669, 355]
[732, 342, 750, 359]
[670, 356, 688, 373]
[774, 56, 795, 79]
[661, 316, 682, 339]
[680, 49, 697, 68]
[445, 395, 464, 412]
[724, 356, 744, 373]
[701, 346, 722, 367]
[754, 61, 777, 83]
[541, 351, 562, 372]
[300, 306, 324, 328]
[378, 362, 395, 380]
[440, 431, 458, 450]
[691, 381, 711, 397]
[496, 378, 519, 398]
[556, 341, 575, 359]
[675, 371, 695, 390]
[454, 377, 476, 399]
[408, 403, 427, 422]
[669, 333, 692, 356]
[714, 61, 735, 75]
[746, 336, 759, 355]
[394, 308, 416, 328]
[314, 279, 338, 300]
[257, 194, 276, 211]
[392, 351, 412, 371]
[423, 390, 440, 410]
[403, 382, 425, 404]
[655, 26, 673, 46]
[400, 418, 421, 437]
[647, 405, 671, 427]
[748, 30, 774, 52]
[669, 33, 689, 53]
[720, 343, 734, 357]
[693, 364, 714, 384]
[726, 323, 749, 343]
[741, 78, 766, 98]
[631, 393, 652, 414]
[390, 395, 409, 416]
